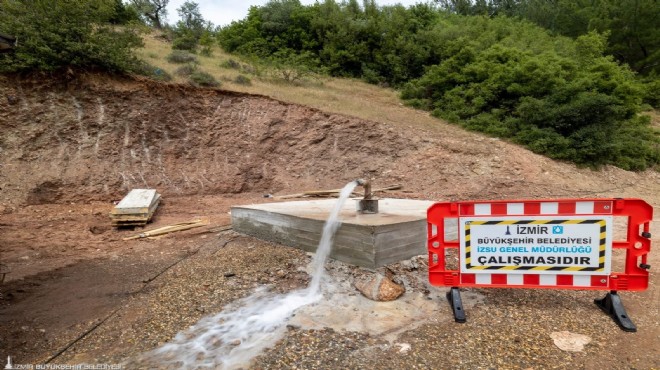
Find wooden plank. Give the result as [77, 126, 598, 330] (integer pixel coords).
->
[111, 191, 160, 224]
[122, 219, 209, 240]
[275, 184, 402, 200]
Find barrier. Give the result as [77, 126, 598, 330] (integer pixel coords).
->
[427, 198, 653, 331]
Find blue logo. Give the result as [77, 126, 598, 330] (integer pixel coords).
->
[552, 226, 564, 234]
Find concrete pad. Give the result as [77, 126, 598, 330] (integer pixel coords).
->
[231, 198, 455, 268]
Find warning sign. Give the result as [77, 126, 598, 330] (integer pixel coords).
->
[460, 216, 612, 274]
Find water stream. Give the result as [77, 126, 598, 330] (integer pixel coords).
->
[139, 181, 359, 369]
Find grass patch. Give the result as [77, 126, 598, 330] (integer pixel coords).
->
[135, 31, 458, 133]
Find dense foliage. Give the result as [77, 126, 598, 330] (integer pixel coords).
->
[218, 0, 659, 170]
[0, 0, 144, 73]
[436, 0, 660, 76]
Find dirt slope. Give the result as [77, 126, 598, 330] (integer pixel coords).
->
[1, 74, 657, 208]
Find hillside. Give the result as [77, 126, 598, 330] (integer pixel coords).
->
[1, 72, 658, 209]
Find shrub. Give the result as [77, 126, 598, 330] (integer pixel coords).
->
[0, 0, 143, 73]
[175, 63, 197, 76]
[172, 30, 199, 52]
[221, 59, 241, 70]
[166, 50, 198, 64]
[189, 71, 220, 87]
[642, 78, 660, 108]
[401, 30, 659, 170]
[234, 74, 252, 85]
[133, 61, 173, 81]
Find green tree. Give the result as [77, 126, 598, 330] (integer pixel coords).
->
[172, 1, 209, 51]
[217, 0, 659, 169]
[198, 27, 215, 56]
[177, 1, 205, 32]
[401, 23, 658, 169]
[0, 0, 144, 73]
[437, 0, 660, 76]
[130, 0, 169, 29]
[109, 0, 142, 25]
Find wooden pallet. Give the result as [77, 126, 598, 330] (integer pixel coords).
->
[110, 189, 161, 227]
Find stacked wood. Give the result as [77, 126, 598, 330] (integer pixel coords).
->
[122, 219, 210, 240]
[274, 184, 402, 200]
[110, 189, 161, 227]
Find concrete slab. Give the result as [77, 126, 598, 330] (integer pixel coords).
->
[114, 189, 159, 214]
[231, 198, 456, 268]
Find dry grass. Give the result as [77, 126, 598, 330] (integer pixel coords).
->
[645, 109, 660, 128]
[136, 33, 455, 133]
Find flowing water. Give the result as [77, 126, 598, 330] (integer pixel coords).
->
[138, 181, 359, 369]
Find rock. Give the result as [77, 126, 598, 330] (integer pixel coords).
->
[397, 343, 411, 354]
[354, 273, 405, 301]
[550, 331, 591, 352]
[400, 260, 418, 271]
[89, 225, 109, 235]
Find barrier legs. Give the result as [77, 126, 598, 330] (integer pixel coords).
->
[594, 291, 637, 332]
[446, 287, 466, 323]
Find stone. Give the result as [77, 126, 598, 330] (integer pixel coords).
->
[400, 259, 419, 271]
[550, 331, 591, 352]
[354, 273, 405, 301]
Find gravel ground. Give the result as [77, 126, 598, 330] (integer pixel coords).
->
[31, 230, 656, 370]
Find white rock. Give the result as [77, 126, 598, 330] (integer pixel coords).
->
[397, 343, 411, 354]
[550, 331, 592, 352]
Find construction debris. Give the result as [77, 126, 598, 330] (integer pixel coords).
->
[275, 184, 402, 200]
[110, 189, 161, 227]
[122, 219, 210, 241]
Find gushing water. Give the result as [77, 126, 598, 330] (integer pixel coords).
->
[137, 181, 359, 369]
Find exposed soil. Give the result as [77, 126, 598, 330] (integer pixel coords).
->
[0, 74, 658, 369]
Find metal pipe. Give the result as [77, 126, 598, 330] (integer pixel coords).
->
[355, 179, 372, 199]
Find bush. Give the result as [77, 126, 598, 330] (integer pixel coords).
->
[172, 30, 199, 52]
[175, 63, 197, 76]
[221, 59, 241, 70]
[189, 71, 220, 87]
[234, 74, 252, 85]
[401, 29, 659, 170]
[642, 78, 660, 108]
[166, 50, 198, 64]
[0, 0, 143, 73]
[133, 61, 173, 81]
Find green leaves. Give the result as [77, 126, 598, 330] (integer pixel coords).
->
[0, 0, 143, 73]
[400, 17, 658, 170]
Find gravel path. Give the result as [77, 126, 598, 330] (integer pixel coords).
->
[38, 231, 658, 369]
